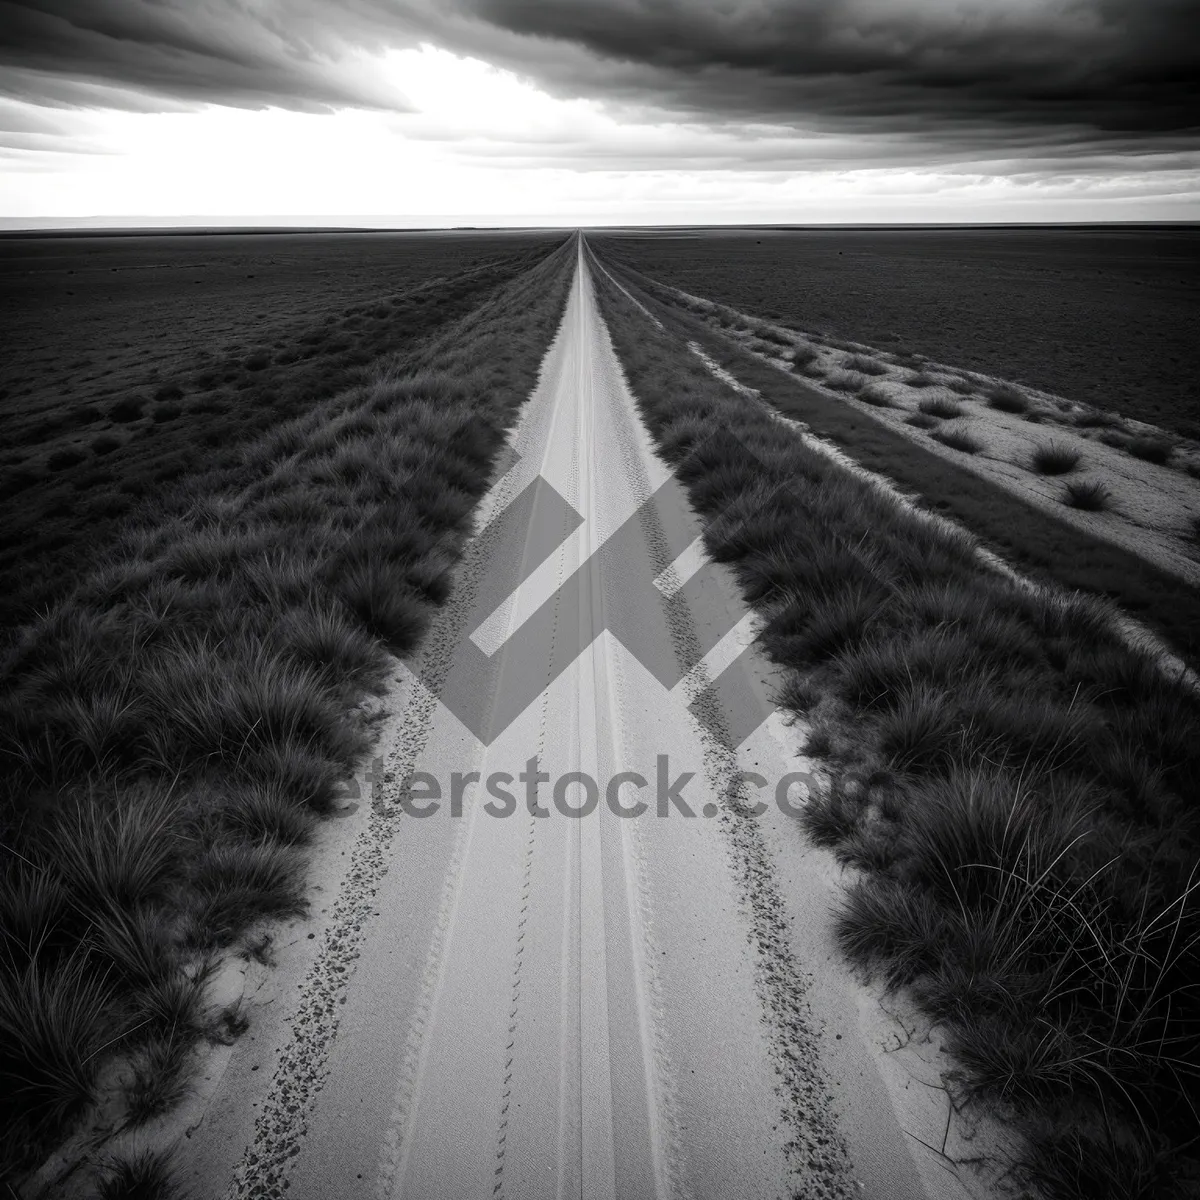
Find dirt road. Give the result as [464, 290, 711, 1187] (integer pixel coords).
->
[174, 240, 966, 1200]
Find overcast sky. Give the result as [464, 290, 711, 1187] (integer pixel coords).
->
[2, 0, 1197, 226]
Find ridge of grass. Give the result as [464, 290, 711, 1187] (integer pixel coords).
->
[0, 240, 559, 643]
[0, 236, 576, 1185]
[587, 240, 1200, 1199]
[600, 257, 1200, 664]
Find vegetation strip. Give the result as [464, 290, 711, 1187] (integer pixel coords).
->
[607, 262, 1200, 664]
[587, 241, 1200, 1200]
[590, 230, 1200, 439]
[686, 340, 1198, 699]
[0, 236, 574, 1191]
[0, 239, 558, 640]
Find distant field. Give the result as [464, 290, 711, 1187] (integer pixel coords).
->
[0, 230, 558, 424]
[594, 225, 1200, 437]
[0, 230, 561, 634]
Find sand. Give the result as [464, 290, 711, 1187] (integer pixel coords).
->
[677, 292, 1200, 593]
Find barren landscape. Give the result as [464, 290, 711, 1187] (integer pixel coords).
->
[0, 230, 561, 633]
[6, 0, 1200, 1194]
[165, 241, 937, 1200]
[3, 226, 1199, 1200]
[595, 226, 1200, 437]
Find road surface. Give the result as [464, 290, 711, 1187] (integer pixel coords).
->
[175, 239, 963, 1200]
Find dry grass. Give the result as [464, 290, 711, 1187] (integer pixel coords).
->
[589, 247, 1200, 1200]
[904, 369, 941, 389]
[986, 381, 1031, 413]
[858, 382, 894, 407]
[904, 412, 941, 430]
[788, 344, 820, 370]
[1063, 479, 1112, 511]
[918, 395, 964, 419]
[96, 1148, 180, 1200]
[1031, 441, 1082, 475]
[0, 237, 577, 1182]
[1126, 436, 1174, 465]
[930, 424, 985, 454]
[841, 352, 889, 376]
[599, 250, 1200, 650]
[825, 369, 870, 393]
[1, 239, 561, 645]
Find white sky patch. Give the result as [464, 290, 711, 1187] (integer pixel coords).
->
[384, 44, 599, 142]
[1, 42, 1196, 224]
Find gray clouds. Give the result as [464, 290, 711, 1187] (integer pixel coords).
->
[0, 0, 1196, 164]
[445, 0, 1200, 151]
[0, 1, 410, 111]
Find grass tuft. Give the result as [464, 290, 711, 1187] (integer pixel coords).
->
[54, 788, 180, 911]
[904, 412, 940, 430]
[123, 1032, 192, 1124]
[792, 584, 882, 661]
[834, 876, 950, 988]
[776, 674, 820, 715]
[1031, 441, 1082, 475]
[857, 382, 894, 407]
[1063, 478, 1112, 511]
[331, 563, 430, 655]
[986, 382, 1030, 413]
[218, 782, 317, 845]
[1073, 409, 1123, 429]
[930, 424, 984, 454]
[800, 779, 867, 846]
[788, 343, 820, 370]
[97, 1148, 180, 1200]
[904, 370, 940, 389]
[0, 953, 115, 1165]
[1126, 435, 1173, 465]
[841, 353, 889, 376]
[875, 684, 960, 772]
[917, 395, 963, 419]
[186, 842, 305, 948]
[824, 369, 869, 393]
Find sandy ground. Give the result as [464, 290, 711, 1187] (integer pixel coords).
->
[667, 290, 1200, 592]
[102, 246, 1016, 1200]
[687, 340, 1199, 700]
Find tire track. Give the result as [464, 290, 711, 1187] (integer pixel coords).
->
[493, 477, 574, 1199]
[590, 279, 855, 1198]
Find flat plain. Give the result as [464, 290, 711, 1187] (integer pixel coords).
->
[595, 224, 1200, 436]
[0, 229, 560, 414]
[4, 228, 1199, 1200]
[0, 230, 560, 634]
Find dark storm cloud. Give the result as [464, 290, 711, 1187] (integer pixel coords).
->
[450, 0, 1200, 142]
[0, 0, 408, 111]
[1, 0, 1196, 160]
